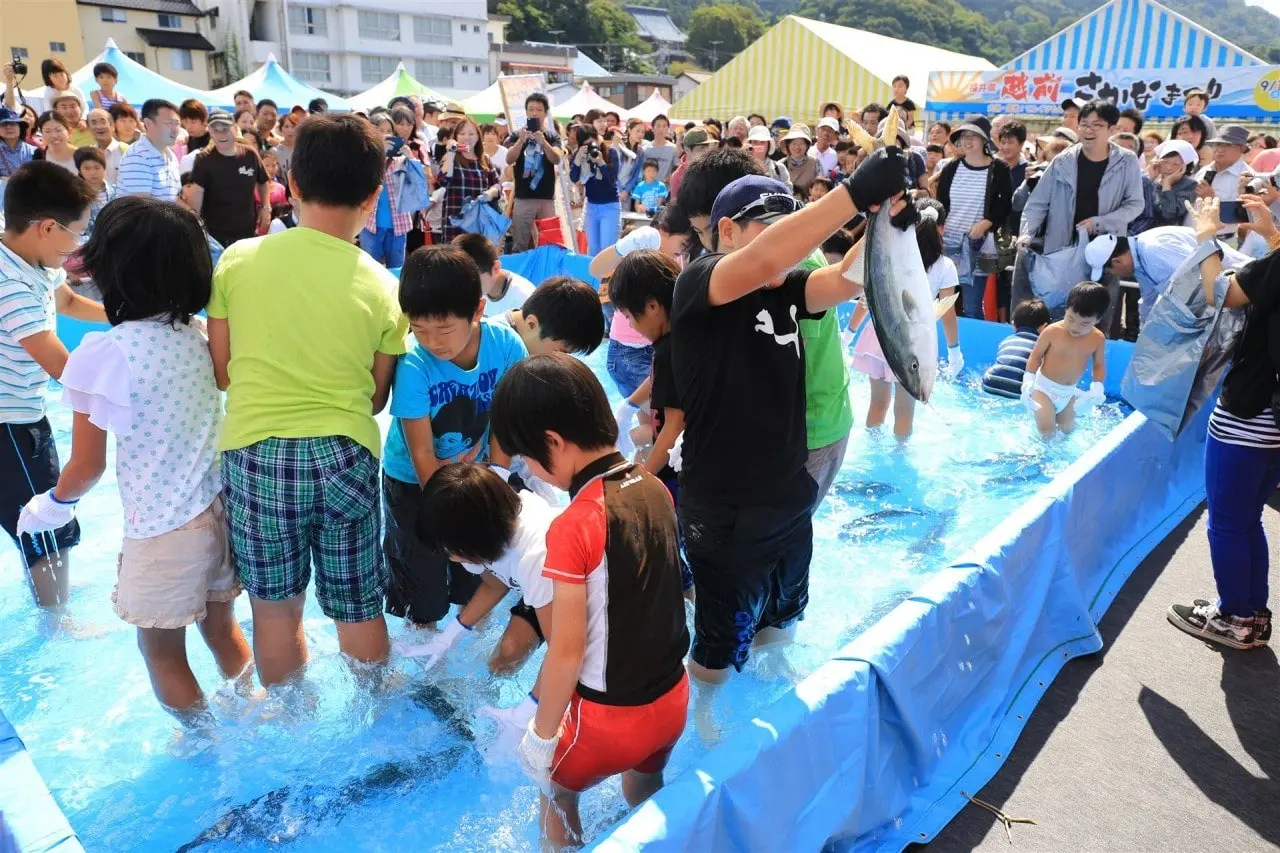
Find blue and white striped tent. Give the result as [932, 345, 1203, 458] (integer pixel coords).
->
[1004, 0, 1263, 72]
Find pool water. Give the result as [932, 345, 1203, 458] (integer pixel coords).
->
[0, 350, 1131, 852]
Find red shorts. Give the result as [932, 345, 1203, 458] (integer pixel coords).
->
[550, 673, 690, 793]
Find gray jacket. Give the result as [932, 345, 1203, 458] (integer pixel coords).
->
[1019, 142, 1145, 253]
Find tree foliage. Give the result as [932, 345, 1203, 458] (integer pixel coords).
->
[687, 4, 767, 69]
[490, 0, 655, 72]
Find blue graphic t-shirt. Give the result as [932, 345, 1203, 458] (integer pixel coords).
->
[382, 319, 528, 484]
[634, 179, 669, 214]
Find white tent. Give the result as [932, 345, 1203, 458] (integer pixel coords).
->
[458, 80, 504, 119]
[204, 54, 351, 111]
[348, 62, 446, 112]
[552, 83, 628, 120]
[628, 89, 672, 122]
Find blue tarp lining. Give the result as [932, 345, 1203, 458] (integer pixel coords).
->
[0, 716, 83, 853]
[595, 318, 1208, 851]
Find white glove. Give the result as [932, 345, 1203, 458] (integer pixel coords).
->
[477, 694, 538, 766]
[518, 717, 560, 793]
[393, 616, 469, 669]
[614, 400, 639, 457]
[615, 225, 661, 256]
[16, 490, 77, 538]
[943, 345, 965, 380]
[1078, 380, 1105, 408]
[1020, 373, 1039, 412]
[668, 431, 684, 472]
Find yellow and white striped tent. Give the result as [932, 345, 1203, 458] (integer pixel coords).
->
[672, 15, 995, 125]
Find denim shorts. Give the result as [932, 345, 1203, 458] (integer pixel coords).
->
[606, 338, 653, 399]
[223, 436, 387, 623]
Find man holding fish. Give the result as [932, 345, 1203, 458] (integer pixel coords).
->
[671, 111, 920, 688]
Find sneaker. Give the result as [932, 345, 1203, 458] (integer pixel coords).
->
[1192, 600, 1271, 648]
[1167, 601, 1256, 650]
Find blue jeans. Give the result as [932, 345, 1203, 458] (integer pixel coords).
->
[945, 240, 986, 319]
[585, 201, 621, 257]
[359, 227, 406, 269]
[1206, 432, 1280, 616]
[606, 338, 652, 398]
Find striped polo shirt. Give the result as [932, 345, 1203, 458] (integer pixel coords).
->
[116, 135, 180, 202]
[981, 329, 1039, 400]
[0, 240, 64, 423]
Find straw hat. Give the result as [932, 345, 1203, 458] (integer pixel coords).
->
[780, 124, 812, 147]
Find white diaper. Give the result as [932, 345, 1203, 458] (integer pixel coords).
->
[1033, 372, 1080, 415]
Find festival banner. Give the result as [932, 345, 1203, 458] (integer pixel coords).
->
[928, 65, 1280, 119]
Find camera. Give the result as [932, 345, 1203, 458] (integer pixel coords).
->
[10, 55, 26, 77]
[1247, 174, 1279, 194]
[586, 141, 601, 160]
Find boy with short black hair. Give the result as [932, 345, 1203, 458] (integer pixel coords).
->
[489, 353, 690, 850]
[0, 161, 105, 608]
[207, 114, 410, 685]
[1022, 283, 1109, 437]
[451, 232, 535, 317]
[404, 462, 558, 679]
[632, 159, 669, 215]
[983, 298, 1050, 399]
[382, 245, 527, 629]
[490, 274, 605, 356]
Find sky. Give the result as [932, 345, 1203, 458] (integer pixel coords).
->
[1246, 0, 1280, 18]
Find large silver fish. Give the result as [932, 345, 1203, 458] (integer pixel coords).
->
[861, 207, 938, 402]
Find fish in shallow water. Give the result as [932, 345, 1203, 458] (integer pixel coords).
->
[862, 205, 938, 402]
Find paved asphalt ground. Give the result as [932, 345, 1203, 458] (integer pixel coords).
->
[925, 495, 1280, 852]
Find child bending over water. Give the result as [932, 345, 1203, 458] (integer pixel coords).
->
[1022, 281, 1109, 438]
[19, 196, 252, 716]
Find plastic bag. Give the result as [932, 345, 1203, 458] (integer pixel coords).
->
[1026, 224, 1090, 312]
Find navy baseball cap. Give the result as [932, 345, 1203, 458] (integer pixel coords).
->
[710, 175, 802, 229]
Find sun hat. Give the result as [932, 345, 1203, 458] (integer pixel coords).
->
[1085, 233, 1119, 280]
[0, 105, 27, 133]
[1207, 124, 1250, 147]
[817, 116, 841, 134]
[1154, 138, 1198, 166]
[710, 175, 802, 229]
[949, 115, 992, 146]
[50, 90, 82, 108]
[781, 124, 812, 146]
[875, 117, 911, 147]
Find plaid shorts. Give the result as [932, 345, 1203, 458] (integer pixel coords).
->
[223, 436, 387, 623]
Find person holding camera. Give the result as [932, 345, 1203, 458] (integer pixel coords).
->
[571, 110, 623, 257]
[3, 57, 85, 117]
[505, 93, 562, 252]
[439, 116, 501, 243]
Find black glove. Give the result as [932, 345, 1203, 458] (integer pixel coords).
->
[890, 199, 920, 230]
[841, 146, 908, 213]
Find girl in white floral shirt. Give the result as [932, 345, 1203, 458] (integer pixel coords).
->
[18, 196, 252, 717]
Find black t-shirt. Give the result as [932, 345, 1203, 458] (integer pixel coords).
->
[1222, 252, 1280, 418]
[186, 132, 210, 153]
[1074, 154, 1106, 226]
[505, 128, 561, 200]
[670, 253, 822, 506]
[649, 333, 680, 483]
[191, 145, 265, 245]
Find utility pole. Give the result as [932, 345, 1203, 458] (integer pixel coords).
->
[710, 39, 722, 70]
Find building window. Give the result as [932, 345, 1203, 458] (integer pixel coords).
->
[170, 48, 193, 71]
[100, 7, 126, 22]
[287, 5, 327, 37]
[472, 25, 480, 33]
[124, 51, 146, 67]
[358, 11, 400, 41]
[10, 47, 27, 60]
[49, 42, 66, 53]
[291, 51, 331, 83]
[415, 58, 453, 87]
[361, 55, 397, 84]
[157, 13, 181, 28]
[413, 15, 450, 45]
[461, 65, 468, 74]
[487, 31, 493, 43]
[460, 23, 466, 31]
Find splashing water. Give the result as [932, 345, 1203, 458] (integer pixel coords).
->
[0, 360, 1130, 850]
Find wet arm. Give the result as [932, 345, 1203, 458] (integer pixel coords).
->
[55, 284, 107, 323]
[457, 571, 510, 628]
[18, 331, 69, 381]
[402, 416, 441, 487]
[1024, 332, 1049, 375]
[1091, 335, 1106, 383]
[371, 351, 396, 414]
[52, 413, 107, 502]
[645, 408, 684, 477]
[533, 581, 586, 739]
[939, 287, 959, 348]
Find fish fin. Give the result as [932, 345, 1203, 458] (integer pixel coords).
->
[846, 119, 877, 155]
[901, 287, 920, 319]
[882, 106, 900, 148]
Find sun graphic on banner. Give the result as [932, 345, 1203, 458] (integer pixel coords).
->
[929, 71, 986, 101]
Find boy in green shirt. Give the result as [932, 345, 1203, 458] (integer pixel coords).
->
[207, 115, 409, 686]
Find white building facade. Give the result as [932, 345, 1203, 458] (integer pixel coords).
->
[197, 0, 491, 93]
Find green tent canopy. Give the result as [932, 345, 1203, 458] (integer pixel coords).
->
[349, 62, 446, 112]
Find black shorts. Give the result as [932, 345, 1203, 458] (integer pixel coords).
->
[509, 599, 545, 642]
[679, 474, 815, 672]
[382, 475, 481, 625]
[2, 419, 81, 565]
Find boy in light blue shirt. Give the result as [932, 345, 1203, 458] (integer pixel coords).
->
[632, 159, 669, 215]
[382, 245, 527, 628]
